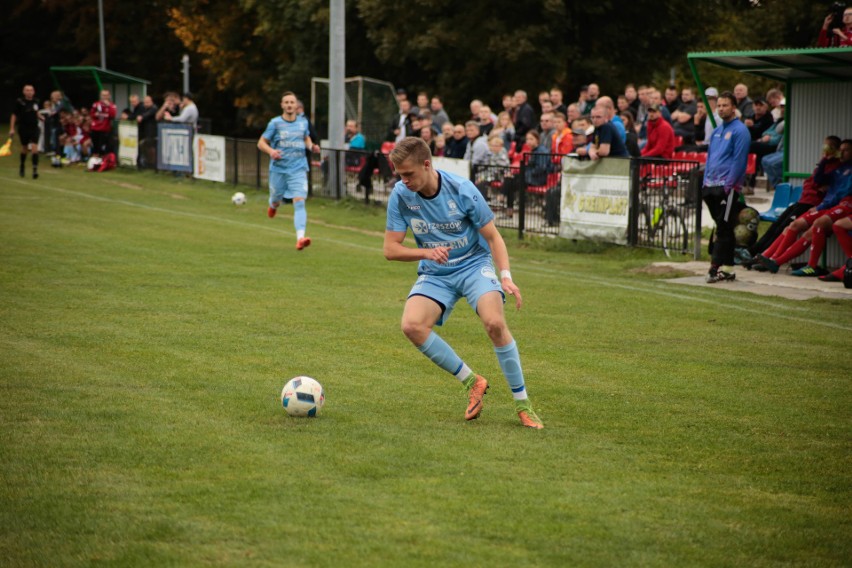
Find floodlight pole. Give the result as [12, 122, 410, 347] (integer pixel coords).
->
[328, 0, 346, 196]
[98, 0, 107, 69]
[182, 55, 190, 94]
[328, 0, 345, 150]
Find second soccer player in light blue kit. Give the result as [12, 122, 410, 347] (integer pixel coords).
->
[384, 137, 543, 429]
[258, 91, 314, 250]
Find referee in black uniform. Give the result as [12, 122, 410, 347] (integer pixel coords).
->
[10, 84, 42, 179]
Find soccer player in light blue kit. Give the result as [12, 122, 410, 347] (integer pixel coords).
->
[384, 137, 543, 429]
[258, 91, 314, 250]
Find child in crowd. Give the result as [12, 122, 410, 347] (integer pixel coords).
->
[492, 111, 515, 151]
[475, 134, 511, 199]
[570, 118, 594, 156]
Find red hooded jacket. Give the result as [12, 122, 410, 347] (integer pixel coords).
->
[641, 117, 675, 159]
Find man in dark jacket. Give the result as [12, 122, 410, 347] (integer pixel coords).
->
[511, 90, 536, 153]
[444, 123, 468, 159]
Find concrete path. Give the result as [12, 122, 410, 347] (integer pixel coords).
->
[655, 260, 852, 301]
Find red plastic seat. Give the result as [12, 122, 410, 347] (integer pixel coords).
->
[345, 155, 366, 173]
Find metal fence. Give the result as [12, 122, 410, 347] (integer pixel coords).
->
[629, 157, 703, 258]
[137, 137, 703, 255]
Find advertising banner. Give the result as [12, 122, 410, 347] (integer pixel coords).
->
[118, 121, 138, 167]
[193, 134, 226, 183]
[157, 123, 194, 173]
[559, 157, 631, 244]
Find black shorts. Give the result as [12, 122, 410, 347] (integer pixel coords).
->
[91, 130, 111, 154]
[18, 127, 39, 146]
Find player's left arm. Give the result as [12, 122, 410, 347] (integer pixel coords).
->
[304, 121, 318, 152]
[479, 221, 522, 310]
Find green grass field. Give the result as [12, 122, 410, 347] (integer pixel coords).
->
[1, 157, 850, 567]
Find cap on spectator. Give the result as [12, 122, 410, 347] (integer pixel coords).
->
[704, 87, 719, 98]
[580, 85, 589, 92]
[396, 88, 407, 95]
[182, 92, 193, 100]
[753, 97, 767, 105]
[647, 102, 661, 112]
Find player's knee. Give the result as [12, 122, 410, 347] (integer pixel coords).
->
[813, 216, 831, 229]
[481, 316, 508, 342]
[400, 318, 429, 344]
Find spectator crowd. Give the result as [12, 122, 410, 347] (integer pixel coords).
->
[10, 85, 200, 173]
[383, 81, 798, 182]
[378, 75, 850, 285]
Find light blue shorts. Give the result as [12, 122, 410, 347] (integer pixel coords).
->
[408, 257, 505, 326]
[269, 170, 308, 204]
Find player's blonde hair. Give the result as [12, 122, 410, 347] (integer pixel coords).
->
[389, 136, 432, 166]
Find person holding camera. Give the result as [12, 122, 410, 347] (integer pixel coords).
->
[818, 4, 852, 47]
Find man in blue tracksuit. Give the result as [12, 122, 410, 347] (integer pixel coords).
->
[702, 91, 751, 283]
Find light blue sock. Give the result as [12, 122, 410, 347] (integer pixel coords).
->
[293, 198, 307, 238]
[417, 331, 469, 380]
[495, 340, 527, 400]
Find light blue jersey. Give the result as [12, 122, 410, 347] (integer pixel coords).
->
[262, 115, 310, 174]
[386, 170, 495, 276]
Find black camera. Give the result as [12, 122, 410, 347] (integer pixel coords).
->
[828, 2, 846, 29]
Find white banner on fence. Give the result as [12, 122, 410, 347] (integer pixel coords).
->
[560, 157, 631, 244]
[432, 156, 470, 180]
[118, 121, 138, 167]
[158, 123, 194, 173]
[193, 134, 226, 183]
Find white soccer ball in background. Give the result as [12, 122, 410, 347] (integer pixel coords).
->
[281, 376, 325, 417]
[231, 191, 247, 206]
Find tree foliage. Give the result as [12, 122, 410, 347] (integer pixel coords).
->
[1, 0, 837, 134]
[1, 0, 187, 108]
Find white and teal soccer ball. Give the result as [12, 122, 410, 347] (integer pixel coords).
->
[281, 376, 325, 417]
[231, 191, 247, 206]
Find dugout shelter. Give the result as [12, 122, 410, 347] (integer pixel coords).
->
[686, 46, 852, 185]
[49, 66, 150, 113]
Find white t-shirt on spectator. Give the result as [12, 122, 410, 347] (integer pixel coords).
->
[171, 102, 199, 128]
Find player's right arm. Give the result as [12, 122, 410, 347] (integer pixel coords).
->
[257, 136, 282, 160]
[383, 230, 449, 264]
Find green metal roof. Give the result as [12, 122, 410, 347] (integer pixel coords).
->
[687, 47, 852, 82]
[49, 66, 150, 91]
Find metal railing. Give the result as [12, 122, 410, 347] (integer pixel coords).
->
[629, 158, 703, 258]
